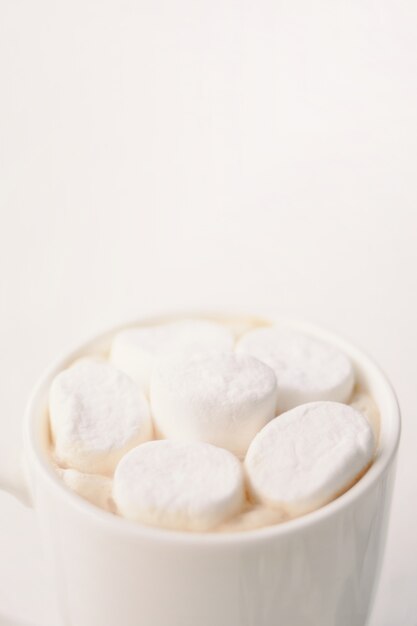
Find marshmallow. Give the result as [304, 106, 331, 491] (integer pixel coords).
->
[49, 361, 153, 475]
[110, 319, 235, 392]
[113, 440, 245, 531]
[57, 468, 114, 512]
[245, 401, 375, 515]
[350, 390, 380, 443]
[237, 327, 354, 412]
[150, 352, 278, 457]
[216, 503, 287, 533]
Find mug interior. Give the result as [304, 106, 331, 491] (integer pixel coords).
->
[24, 312, 401, 544]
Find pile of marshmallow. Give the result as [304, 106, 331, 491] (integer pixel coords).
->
[49, 319, 375, 532]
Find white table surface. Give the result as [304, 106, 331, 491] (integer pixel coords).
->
[1, 1, 416, 624]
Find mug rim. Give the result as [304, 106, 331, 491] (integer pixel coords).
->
[23, 311, 401, 545]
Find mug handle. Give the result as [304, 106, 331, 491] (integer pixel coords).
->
[0, 447, 32, 507]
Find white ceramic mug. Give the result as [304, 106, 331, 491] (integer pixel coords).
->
[1, 314, 401, 626]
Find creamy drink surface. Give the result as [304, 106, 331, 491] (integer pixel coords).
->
[48, 315, 380, 533]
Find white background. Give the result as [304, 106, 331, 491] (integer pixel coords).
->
[0, 1, 416, 624]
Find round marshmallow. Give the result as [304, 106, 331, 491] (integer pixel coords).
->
[237, 327, 355, 412]
[110, 319, 235, 392]
[150, 352, 278, 457]
[57, 468, 114, 512]
[350, 391, 380, 443]
[245, 401, 375, 515]
[113, 440, 245, 531]
[50, 360, 153, 475]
